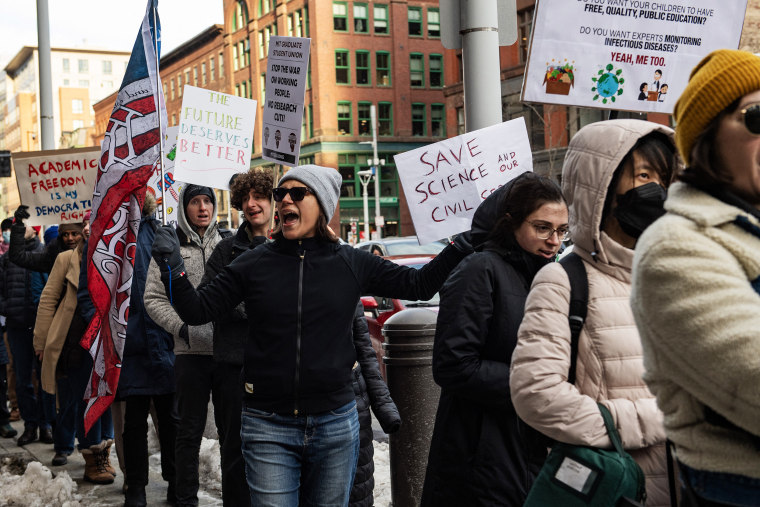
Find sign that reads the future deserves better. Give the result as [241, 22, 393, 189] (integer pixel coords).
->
[394, 118, 533, 245]
[12, 147, 99, 226]
[174, 85, 257, 190]
[522, 0, 748, 114]
[262, 36, 311, 166]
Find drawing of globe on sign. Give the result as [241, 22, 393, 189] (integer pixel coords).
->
[591, 63, 624, 104]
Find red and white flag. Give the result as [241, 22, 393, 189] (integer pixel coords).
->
[81, 0, 166, 432]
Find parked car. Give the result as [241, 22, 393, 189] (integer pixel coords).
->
[355, 236, 448, 257]
[360, 255, 439, 380]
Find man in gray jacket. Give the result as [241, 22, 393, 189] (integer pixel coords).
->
[144, 185, 223, 507]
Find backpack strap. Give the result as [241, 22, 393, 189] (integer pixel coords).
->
[598, 403, 626, 457]
[559, 252, 589, 385]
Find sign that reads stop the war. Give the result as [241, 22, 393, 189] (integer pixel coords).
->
[262, 36, 311, 166]
[394, 118, 533, 245]
[174, 85, 257, 190]
[12, 146, 99, 226]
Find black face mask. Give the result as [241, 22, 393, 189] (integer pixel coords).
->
[613, 182, 667, 239]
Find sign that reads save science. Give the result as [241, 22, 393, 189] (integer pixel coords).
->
[522, 0, 747, 114]
[262, 36, 311, 166]
[174, 85, 257, 190]
[12, 147, 99, 226]
[394, 118, 532, 245]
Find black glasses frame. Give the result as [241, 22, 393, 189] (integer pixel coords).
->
[272, 186, 313, 202]
[740, 103, 760, 135]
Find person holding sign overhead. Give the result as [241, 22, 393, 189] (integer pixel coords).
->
[150, 164, 473, 506]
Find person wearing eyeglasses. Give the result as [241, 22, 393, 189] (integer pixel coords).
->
[420, 172, 567, 507]
[149, 164, 472, 506]
[510, 120, 679, 507]
[631, 49, 760, 506]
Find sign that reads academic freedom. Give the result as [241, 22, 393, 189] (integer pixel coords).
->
[522, 0, 747, 114]
[395, 118, 533, 245]
[12, 147, 99, 226]
[174, 85, 257, 190]
[262, 36, 311, 166]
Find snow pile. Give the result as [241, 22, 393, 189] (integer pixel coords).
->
[372, 441, 392, 506]
[0, 460, 83, 506]
[197, 437, 222, 493]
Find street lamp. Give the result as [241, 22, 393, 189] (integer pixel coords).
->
[357, 169, 373, 240]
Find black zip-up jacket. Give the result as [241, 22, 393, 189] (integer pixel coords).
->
[200, 221, 268, 366]
[9, 222, 61, 273]
[0, 236, 44, 328]
[164, 237, 467, 415]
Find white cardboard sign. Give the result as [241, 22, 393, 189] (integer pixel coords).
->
[262, 36, 311, 167]
[174, 85, 257, 189]
[394, 118, 532, 245]
[12, 147, 99, 226]
[522, 0, 748, 114]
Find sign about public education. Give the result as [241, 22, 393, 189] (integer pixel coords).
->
[522, 0, 748, 114]
[174, 85, 256, 189]
[394, 118, 533, 245]
[12, 146, 99, 226]
[146, 126, 184, 227]
[262, 36, 311, 166]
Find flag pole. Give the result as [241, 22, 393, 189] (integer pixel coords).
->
[152, 2, 167, 225]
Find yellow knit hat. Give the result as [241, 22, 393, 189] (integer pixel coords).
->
[674, 49, 760, 165]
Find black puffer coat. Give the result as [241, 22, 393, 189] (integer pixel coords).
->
[349, 301, 400, 507]
[9, 222, 61, 273]
[0, 236, 44, 328]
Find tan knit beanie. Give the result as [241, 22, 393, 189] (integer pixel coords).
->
[674, 49, 760, 165]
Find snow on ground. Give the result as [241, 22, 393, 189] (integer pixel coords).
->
[0, 460, 83, 506]
[373, 441, 392, 507]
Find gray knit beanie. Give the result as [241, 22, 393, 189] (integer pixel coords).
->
[278, 165, 342, 221]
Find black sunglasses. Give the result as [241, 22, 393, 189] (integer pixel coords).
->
[272, 186, 313, 202]
[740, 103, 760, 135]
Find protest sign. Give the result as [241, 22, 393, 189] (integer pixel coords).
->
[394, 118, 532, 245]
[262, 36, 311, 166]
[12, 146, 99, 226]
[522, 0, 748, 114]
[174, 85, 256, 189]
[146, 126, 183, 227]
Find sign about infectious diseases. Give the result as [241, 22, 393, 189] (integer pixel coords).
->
[12, 147, 99, 226]
[146, 126, 184, 227]
[521, 0, 748, 114]
[262, 36, 311, 166]
[174, 85, 256, 189]
[394, 118, 533, 245]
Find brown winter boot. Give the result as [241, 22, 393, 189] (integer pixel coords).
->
[81, 442, 115, 484]
[101, 439, 116, 476]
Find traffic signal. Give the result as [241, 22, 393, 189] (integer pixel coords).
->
[0, 151, 10, 178]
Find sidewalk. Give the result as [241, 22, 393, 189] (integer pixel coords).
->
[0, 417, 222, 506]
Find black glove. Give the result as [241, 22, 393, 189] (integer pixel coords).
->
[13, 205, 29, 225]
[451, 230, 473, 254]
[151, 225, 185, 279]
[178, 323, 190, 347]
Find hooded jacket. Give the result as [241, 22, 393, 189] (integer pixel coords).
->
[632, 182, 760, 480]
[144, 185, 221, 355]
[510, 120, 672, 507]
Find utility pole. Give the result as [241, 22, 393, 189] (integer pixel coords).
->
[370, 105, 382, 238]
[36, 0, 55, 150]
[358, 169, 373, 240]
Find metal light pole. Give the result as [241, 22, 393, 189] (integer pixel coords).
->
[36, 0, 55, 150]
[370, 105, 382, 238]
[358, 169, 373, 240]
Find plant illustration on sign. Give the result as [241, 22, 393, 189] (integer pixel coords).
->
[543, 59, 575, 95]
[591, 63, 625, 104]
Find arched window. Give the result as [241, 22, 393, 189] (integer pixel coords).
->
[232, 1, 249, 31]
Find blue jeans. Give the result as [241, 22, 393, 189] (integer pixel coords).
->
[241, 400, 360, 507]
[72, 354, 113, 449]
[6, 325, 52, 431]
[680, 463, 760, 506]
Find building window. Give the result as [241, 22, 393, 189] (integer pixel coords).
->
[356, 50, 370, 85]
[301, 106, 308, 139]
[102, 60, 112, 74]
[163, 83, 167, 99]
[354, 3, 368, 33]
[408, 7, 422, 36]
[308, 104, 314, 137]
[193, 66, 198, 86]
[333, 2, 348, 31]
[374, 4, 388, 34]
[428, 8, 440, 37]
[63, 78, 70, 86]
[260, 74, 266, 98]
[201, 62, 207, 85]
[177, 74, 183, 97]
[104, 80, 113, 88]
[209, 58, 215, 81]
[378, 102, 392, 136]
[170, 79, 175, 100]
[62, 58, 70, 72]
[233, 0, 248, 31]
[72, 120, 84, 130]
[172, 113, 177, 126]
[335, 50, 350, 84]
[235, 84, 240, 96]
[518, 8, 534, 64]
[457, 107, 465, 134]
[376, 51, 390, 86]
[78, 80, 89, 87]
[410, 53, 424, 87]
[78, 59, 89, 73]
[429, 54, 443, 88]
[431, 104, 445, 137]
[412, 103, 425, 136]
[185, 70, 191, 88]
[244, 39, 250, 67]
[338, 102, 352, 135]
[358, 102, 371, 136]
[71, 99, 83, 114]
[502, 93, 544, 149]
[219, 52, 224, 79]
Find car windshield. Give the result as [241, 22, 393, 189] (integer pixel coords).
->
[385, 240, 445, 256]
[398, 263, 440, 307]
